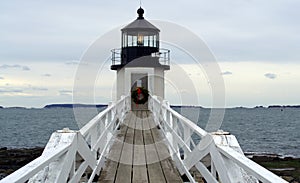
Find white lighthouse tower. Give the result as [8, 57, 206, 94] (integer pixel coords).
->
[111, 7, 170, 110]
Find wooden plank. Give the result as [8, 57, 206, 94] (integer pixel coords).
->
[133, 114, 148, 182]
[147, 163, 166, 183]
[98, 112, 132, 182]
[133, 130, 146, 164]
[160, 159, 183, 183]
[144, 140, 159, 163]
[98, 129, 126, 182]
[115, 113, 135, 183]
[133, 111, 148, 182]
[135, 111, 143, 130]
[121, 112, 132, 133]
[151, 127, 170, 161]
[99, 111, 182, 183]
[115, 163, 132, 183]
[148, 111, 183, 183]
[107, 112, 132, 162]
[143, 111, 166, 183]
[132, 165, 148, 183]
[134, 129, 144, 146]
[146, 111, 156, 130]
[119, 128, 134, 164]
[97, 160, 118, 183]
[142, 111, 150, 131]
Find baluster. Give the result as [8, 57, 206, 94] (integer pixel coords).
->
[110, 106, 115, 126]
[91, 123, 98, 149]
[105, 113, 109, 128]
[165, 110, 170, 131]
[211, 160, 217, 178]
[99, 118, 105, 152]
[171, 115, 180, 159]
[183, 123, 191, 159]
[108, 110, 112, 128]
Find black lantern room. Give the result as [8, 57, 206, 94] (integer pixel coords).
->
[111, 7, 170, 70]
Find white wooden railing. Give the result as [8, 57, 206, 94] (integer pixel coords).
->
[0, 95, 130, 183]
[149, 95, 288, 183]
[1, 94, 288, 183]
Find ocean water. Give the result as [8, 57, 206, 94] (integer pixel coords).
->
[175, 107, 300, 157]
[0, 107, 299, 157]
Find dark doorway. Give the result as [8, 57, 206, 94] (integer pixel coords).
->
[131, 73, 148, 110]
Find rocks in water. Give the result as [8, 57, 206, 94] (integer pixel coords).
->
[0, 147, 43, 180]
[246, 153, 300, 182]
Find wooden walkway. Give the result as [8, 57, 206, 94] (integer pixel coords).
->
[98, 111, 183, 183]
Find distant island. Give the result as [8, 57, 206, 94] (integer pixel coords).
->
[267, 105, 300, 108]
[0, 104, 300, 109]
[171, 105, 203, 108]
[44, 104, 108, 109]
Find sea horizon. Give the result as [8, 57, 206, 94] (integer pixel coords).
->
[1, 103, 300, 109]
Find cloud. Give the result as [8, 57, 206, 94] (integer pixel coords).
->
[0, 76, 4, 80]
[1, 1, 300, 64]
[42, 74, 51, 77]
[221, 71, 233, 75]
[31, 87, 48, 91]
[0, 64, 30, 71]
[26, 84, 48, 91]
[59, 90, 72, 96]
[22, 66, 30, 71]
[65, 61, 80, 65]
[65, 60, 89, 66]
[264, 73, 277, 79]
[0, 89, 23, 93]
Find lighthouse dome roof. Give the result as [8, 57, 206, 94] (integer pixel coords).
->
[121, 7, 160, 33]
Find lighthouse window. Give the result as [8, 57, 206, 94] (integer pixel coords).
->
[123, 33, 159, 47]
[132, 36, 137, 46]
[144, 36, 149, 46]
[122, 33, 127, 47]
[149, 36, 153, 47]
[137, 34, 144, 46]
[127, 35, 133, 46]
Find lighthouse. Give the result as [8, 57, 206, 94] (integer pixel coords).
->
[111, 7, 170, 110]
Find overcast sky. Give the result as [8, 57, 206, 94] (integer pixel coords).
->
[0, 0, 299, 107]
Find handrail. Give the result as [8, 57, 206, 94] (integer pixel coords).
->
[111, 48, 170, 67]
[0, 95, 130, 183]
[80, 96, 128, 137]
[150, 95, 207, 138]
[148, 95, 288, 183]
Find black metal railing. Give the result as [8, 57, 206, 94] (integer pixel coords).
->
[111, 48, 122, 66]
[152, 48, 170, 66]
[111, 48, 170, 67]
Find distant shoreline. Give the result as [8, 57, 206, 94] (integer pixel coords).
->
[0, 104, 300, 109]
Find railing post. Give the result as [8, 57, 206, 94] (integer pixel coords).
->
[119, 95, 125, 122]
[183, 125, 190, 159]
[90, 126, 97, 151]
[162, 100, 169, 122]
